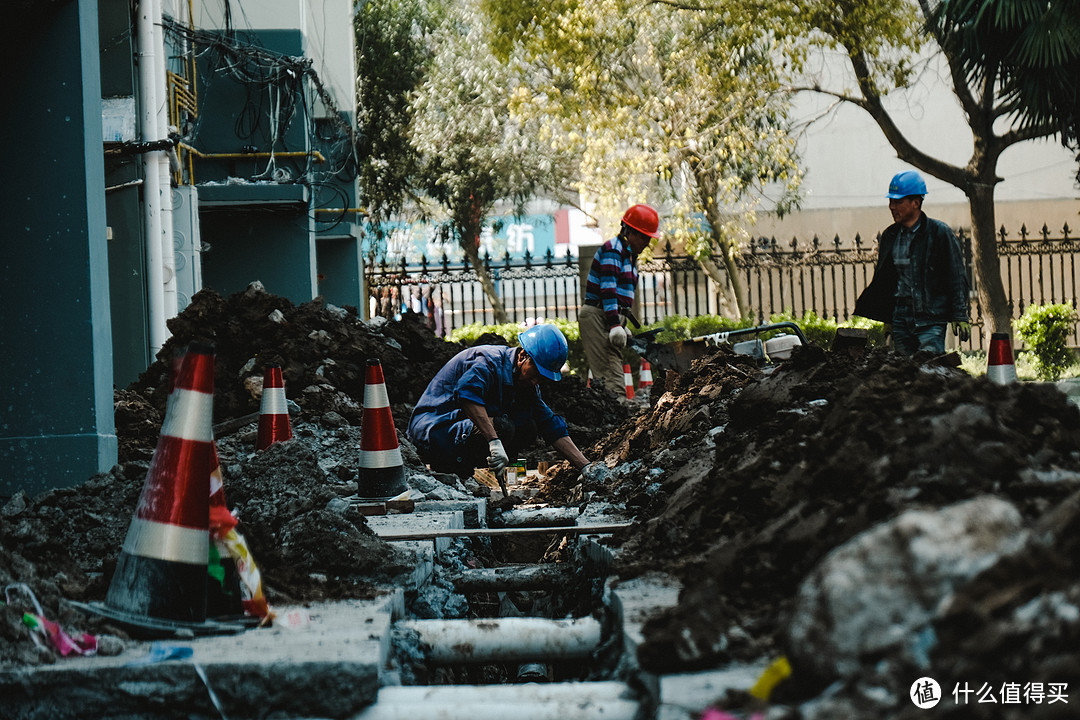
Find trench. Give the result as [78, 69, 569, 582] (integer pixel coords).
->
[366, 505, 642, 720]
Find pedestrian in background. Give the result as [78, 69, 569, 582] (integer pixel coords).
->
[854, 170, 970, 356]
[579, 204, 660, 392]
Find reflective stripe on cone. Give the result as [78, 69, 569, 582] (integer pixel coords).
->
[987, 332, 1017, 385]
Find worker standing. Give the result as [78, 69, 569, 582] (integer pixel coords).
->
[579, 204, 660, 393]
[407, 323, 608, 489]
[854, 170, 970, 356]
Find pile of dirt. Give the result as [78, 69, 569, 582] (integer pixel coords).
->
[0, 284, 629, 670]
[541, 343, 1080, 716]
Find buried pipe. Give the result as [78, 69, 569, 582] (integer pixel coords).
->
[494, 507, 580, 528]
[446, 563, 577, 593]
[355, 682, 639, 720]
[397, 616, 602, 664]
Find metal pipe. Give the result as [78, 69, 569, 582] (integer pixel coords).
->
[355, 683, 639, 720]
[177, 143, 326, 163]
[495, 507, 579, 528]
[137, 0, 168, 354]
[397, 616, 602, 664]
[152, 0, 177, 320]
[374, 522, 633, 541]
[447, 564, 577, 593]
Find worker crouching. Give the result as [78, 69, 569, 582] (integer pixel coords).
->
[407, 324, 609, 489]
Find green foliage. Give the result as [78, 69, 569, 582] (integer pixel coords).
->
[1013, 302, 1079, 381]
[446, 319, 587, 375]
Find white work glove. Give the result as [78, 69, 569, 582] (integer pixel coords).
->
[608, 325, 628, 348]
[580, 462, 612, 484]
[487, 438, 509, 475]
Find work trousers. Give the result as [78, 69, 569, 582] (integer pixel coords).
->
[426, 415, 537, 479]
[579, 303, 626, 394]
[891, 302, 946, 356]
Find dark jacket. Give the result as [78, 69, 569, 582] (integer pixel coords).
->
[854, 214, 969, 324]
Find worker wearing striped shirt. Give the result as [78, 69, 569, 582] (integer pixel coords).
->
[579, 204, 660, 393]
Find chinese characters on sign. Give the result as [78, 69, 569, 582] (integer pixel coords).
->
[911, 678, 1070, 708]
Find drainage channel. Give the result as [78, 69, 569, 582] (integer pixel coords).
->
[363, 500, 643, 720]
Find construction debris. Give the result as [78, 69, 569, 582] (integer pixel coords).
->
[3, 284, 1080, 719]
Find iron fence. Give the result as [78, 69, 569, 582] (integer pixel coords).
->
[367, 223, 1080, 349]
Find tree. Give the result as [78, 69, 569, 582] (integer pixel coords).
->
[407, 0, 579, 323]
[354, 0, 437, 253]
[486, 1, 802, 318]
[930, 0, 1080, 185]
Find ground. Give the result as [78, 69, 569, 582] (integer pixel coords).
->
[4, 284, 1080, 719]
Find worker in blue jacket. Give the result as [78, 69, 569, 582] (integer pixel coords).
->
[407, 323, 609, 487]
[854, 170, 971, 355]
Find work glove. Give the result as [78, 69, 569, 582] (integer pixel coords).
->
[952, 322, 971, 342]
[608, 325, 628, 348]
[580, 462, 612, 484]
[487, 438, 509, 475]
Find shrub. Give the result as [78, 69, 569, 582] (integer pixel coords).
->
[446, 318, 587, 375]
[1014, 303, 1079, 381]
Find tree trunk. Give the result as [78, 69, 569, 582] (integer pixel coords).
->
[460, 237, 509, 324]
[965, 182, 1011, 334]
[695, 254, 740, 320]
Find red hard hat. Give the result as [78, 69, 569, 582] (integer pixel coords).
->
[621, 204, 660, 238]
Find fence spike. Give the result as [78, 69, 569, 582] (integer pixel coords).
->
[854, 233, 862, 248]
[544, 248, 554, 268]
[442, 253, 450, 272]
[833, 234, 841, 250]
[420, 254, 428, 272]
[503, 251, 512, 269]
[770, 236, 778, 252]
[790, 236, 798, 251]
[1019, 224, 1029, 241]
[1041, 223, 1051, 241]
[1063, 222, 1071, 240]
[524, 249, 532, 269]
[564, 247, 573, 266]
[812, 235, 820, 250]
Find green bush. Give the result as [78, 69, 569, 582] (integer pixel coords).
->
[1014, 302, 1079, 381]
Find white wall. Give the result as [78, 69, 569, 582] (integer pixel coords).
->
[754, 48, 1079, 240]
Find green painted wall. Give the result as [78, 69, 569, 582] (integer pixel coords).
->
[0, 0, 117, 496]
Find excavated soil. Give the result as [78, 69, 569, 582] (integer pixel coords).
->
[4, 284, 1080, 719]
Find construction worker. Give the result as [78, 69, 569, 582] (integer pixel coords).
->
[579, 204, 660, 393]
[854, 170, 970, 356]
[407, 323, 609, 486]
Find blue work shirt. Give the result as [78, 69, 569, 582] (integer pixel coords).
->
[407, 345, 568, 461]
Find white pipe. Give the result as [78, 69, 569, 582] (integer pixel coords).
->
[153, 0, 178, 319]
[358, 683, 638, 720]
[397, 617, 602, 664]
[137, 0, 168, 354]
[355, 701, 640, 720]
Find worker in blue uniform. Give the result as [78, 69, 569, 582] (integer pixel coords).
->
[407, 323, 609, 487]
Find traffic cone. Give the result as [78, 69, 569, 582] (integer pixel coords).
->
[639, 360, 653, 388]
[623, 363, 635, 400]
[987, 332, 1017, 384]
[255, 365, 292, 450]
[92, 344, 220, 633]
[358, 358, 409, 499]
[586, 369, 592, 388]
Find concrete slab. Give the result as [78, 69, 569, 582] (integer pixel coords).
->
[657, 665, 768, 719]
[1, 593, 400, 720]
[412, 499, 487, 528]
[366, 510, 464, 556]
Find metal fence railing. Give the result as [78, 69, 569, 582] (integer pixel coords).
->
[366, 223, 1080, 349]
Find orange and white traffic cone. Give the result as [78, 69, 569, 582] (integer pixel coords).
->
[623, 363, 635, 400]
[639, 360, 653, 388]
[586, 369, 592, 388]
[255, 365, 292, 451]
[987, 332, 1017, 384]
[96, 343, 218, 632]
[358, 358, 409, 500]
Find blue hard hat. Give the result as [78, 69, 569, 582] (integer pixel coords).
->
[518, 324, 568, 381]
[886, 170, 927, 199]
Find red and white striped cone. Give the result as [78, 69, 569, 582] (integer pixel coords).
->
[99, 343, 217, 631]
[255, 365, 292, 451]
[623, 363, 635, 400]
[586, 369, 592, 388]
[358, 358, 409, 500]
[639, 360, 653, 388]
[987, 332, 1018, 384]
